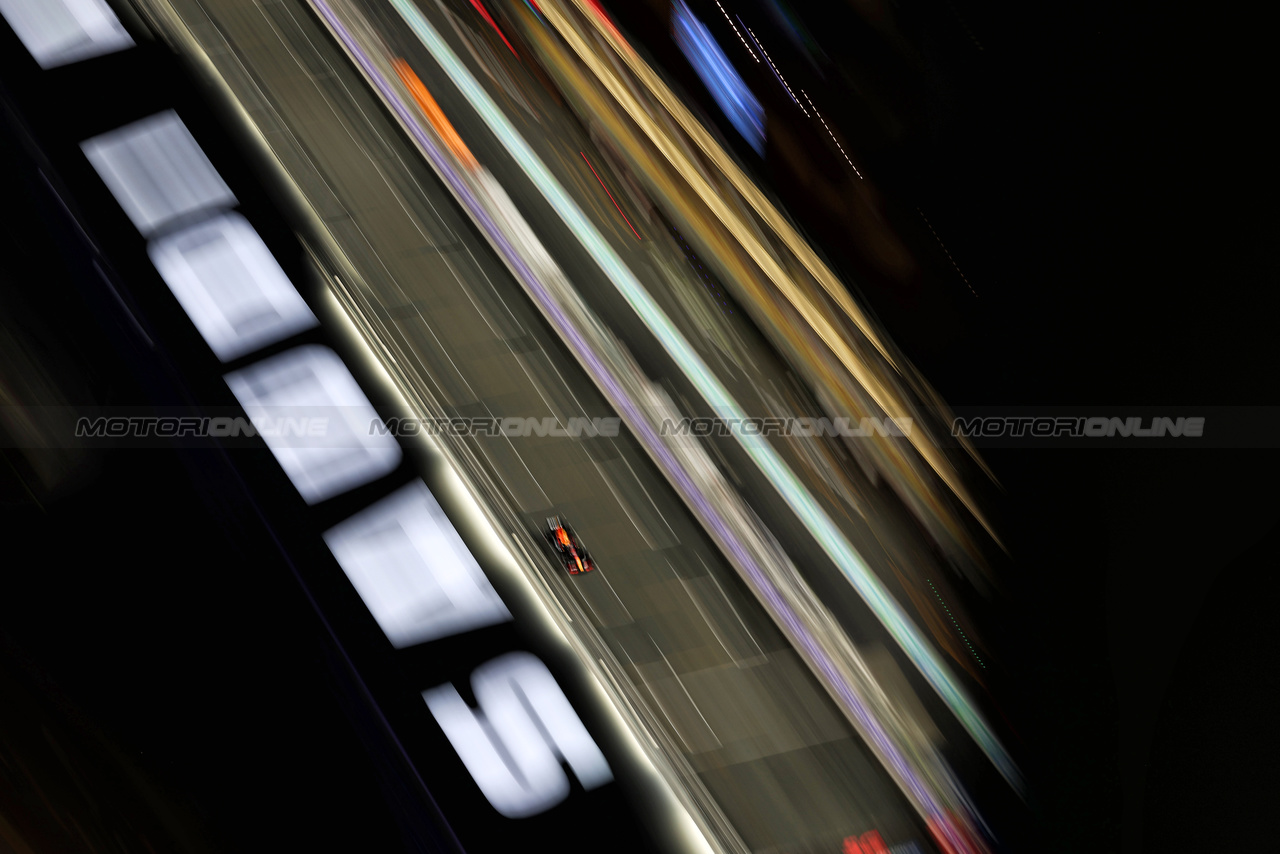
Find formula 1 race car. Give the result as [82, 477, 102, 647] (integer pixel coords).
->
[546, 516, 596, 575]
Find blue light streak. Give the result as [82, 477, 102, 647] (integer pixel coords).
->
[671, 0, 764, 154]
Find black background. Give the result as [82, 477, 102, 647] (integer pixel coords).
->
[3, 1, 1279, 852]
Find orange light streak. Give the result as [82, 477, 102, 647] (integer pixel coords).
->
[393, 57, 479, 172]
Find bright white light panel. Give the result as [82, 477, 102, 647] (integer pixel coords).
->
[224, 345, 402, 504]
[324, 479, 512, 648]
[0, 0, 134, 69]
[149, 212, 318, 362]
[81, 111, 236, 235]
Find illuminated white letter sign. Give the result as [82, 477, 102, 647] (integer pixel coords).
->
[224, 345, 401, 504]
[149, 212, 318, 362]
[324, 480, 511, 647]
[81, 111, 236, 235]
[423, 652, 612, 818]
[0, 0, 133, 69]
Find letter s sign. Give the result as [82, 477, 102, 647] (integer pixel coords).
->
[422, 652, 613, 818]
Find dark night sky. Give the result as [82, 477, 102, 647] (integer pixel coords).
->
[3, 1, 1279, 853]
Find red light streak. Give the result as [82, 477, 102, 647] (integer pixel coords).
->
[468, 0, 520, 60]
[583, 0, 627, 49]
[580, 151, 641, 241]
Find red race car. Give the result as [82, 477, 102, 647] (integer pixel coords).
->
[546, 516, 596, 575]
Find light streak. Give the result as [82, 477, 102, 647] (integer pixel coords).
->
[559, 0, 1007, 568]
[581, 151, 642, 240]
[565, 0, 896, 365]
[538, 0, 1003, 587]
[713, 0, 758, 63]
[741, 20, 807, 115]
[917, 208, 977, 298]
[467, 0, 520, 59]
[672, 1, 765, 154]
[928, 579, 984, 669]
[384, 0, 1016, 799]
[802, 89, 862, 180]
[394, 58, 479, 171]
